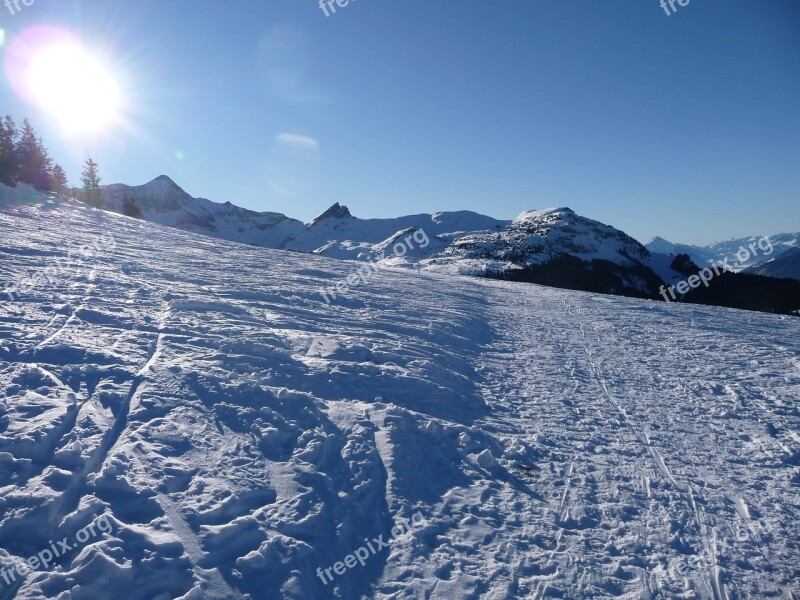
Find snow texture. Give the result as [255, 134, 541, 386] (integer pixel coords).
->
[0, 189, 798, 599]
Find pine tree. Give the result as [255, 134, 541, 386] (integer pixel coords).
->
[81, 158, 104, 208]
[122, 196, 143, 218]
[15, 119, 53, 190]
[35, 137, 53, 191]
[50, 164, 69, 196]
[16, 119, 39, 186]
[0, 116, 17, 186]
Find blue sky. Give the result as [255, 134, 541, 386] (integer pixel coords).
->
[1, 0, 798, 245]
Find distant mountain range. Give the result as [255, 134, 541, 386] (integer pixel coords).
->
[103, 176, 508, 259]
[41, 175, 793, 315]
[646, 233, 800, 273]
[103, 176, 304, 248]
[102, 176, 689, 300]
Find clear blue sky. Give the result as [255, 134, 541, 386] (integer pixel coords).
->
[1, 0, 798, 245]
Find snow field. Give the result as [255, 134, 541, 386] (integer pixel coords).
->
[0, 194, 798, 599]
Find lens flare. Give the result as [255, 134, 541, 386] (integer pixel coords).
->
[28, 44, 120, 132]
[266, 133, 320, 197]
[4, 26, 121, 133]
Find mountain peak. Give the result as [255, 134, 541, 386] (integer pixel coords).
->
[144, 175, 190, 195]
[647, 236, 672, 245]
[310, 202, 352, 226]
[514, 207, 575, 223]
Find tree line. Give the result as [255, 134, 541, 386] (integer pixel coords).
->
[0, 114, 132, 213]
[0, 115, 68, 195]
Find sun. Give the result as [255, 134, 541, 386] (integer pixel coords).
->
[27, 43, 120, 133]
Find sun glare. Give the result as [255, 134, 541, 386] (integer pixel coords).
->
[27, 43, 120, 133]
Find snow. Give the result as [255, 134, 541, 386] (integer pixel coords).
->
[646, 234, 800, 272]
[645, 252, 685, 286]
[100, 179, 689, 290]
[101, 176, 508, 264]
[0, 190, 799, 599]
[286, 209, 507, 262]
[513, 207, 572, 223]
[428, 205, 658, 280]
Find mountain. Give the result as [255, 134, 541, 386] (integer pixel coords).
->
[308, 201, 352, 225]
[1, 190, 798, 599]
[426, 208, 669, 299]
[284, 205, 508, 260]
[103, 175, 306, 248]
[101, 178, 683, 300]
[708, 233, 799, 266]
[103, 177, 507, 261]
[4, 178, 796, 314]
[646, 233, 800, 271]
[645, 236, 720, 267]
[745, 246, 800, 281]
[440, 208, 650, 268]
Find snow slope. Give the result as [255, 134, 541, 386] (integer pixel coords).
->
[1, 191, 799, 599]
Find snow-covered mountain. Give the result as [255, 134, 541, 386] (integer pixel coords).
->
[436, 207, 649, 268]
[1, 188, 798, 599]
[745, 246, 800, 280]
[103, 178, 682, 298]
[103, 176, 306, 248]
[284, 203, 507, 261]
[645, 236, 719, 268]
[103, 177, 508, 261]
[426, 207, 671, 298]
[708, 233, 799, 264]
[646, 233, 800, 271]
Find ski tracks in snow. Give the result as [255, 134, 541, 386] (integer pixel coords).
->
[471, 285, 798, 599]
